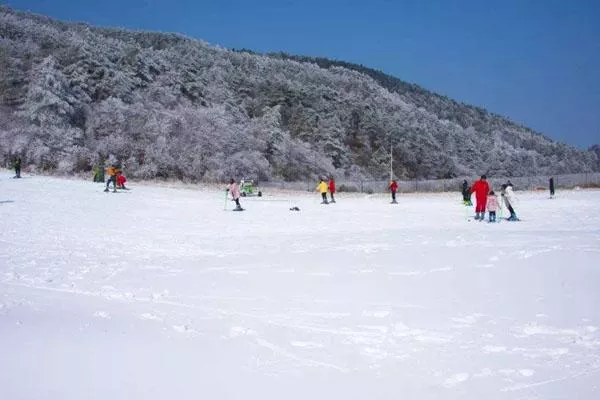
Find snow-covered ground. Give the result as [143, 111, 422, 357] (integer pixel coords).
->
[1, 170, 599, 400]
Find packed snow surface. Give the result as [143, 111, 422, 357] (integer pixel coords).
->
[1, 171, 599, 400]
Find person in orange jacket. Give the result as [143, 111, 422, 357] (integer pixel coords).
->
[470, 175, 490, 220]
[104, 165, 119, 192]
[328, 177, 336, 203]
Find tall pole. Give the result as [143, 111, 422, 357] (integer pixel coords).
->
[389, 141, 393, 181]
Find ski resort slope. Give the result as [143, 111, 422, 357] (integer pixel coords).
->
[1, 171, 599, 400]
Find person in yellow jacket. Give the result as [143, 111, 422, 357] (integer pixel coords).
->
[316, 178, 329, 204]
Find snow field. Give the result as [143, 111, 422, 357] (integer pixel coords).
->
[1, 171, 599, 400]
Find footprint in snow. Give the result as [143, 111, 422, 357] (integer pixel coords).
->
[443, 373, 469, 388]
[290, 341, 324, 349]
[172, 324, 196, 334]
[139, 313, 163, 322]
[519, 369, 535, 377]
[93, 311, 111, 319]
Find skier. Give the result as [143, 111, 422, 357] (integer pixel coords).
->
[227, 178, 243, 211]
[389, 179, 398, 204]
[549, 177, 555, 197]
[316, 178, 328, 204]
[104, 164, 119, 192]
[486, 190, 499, 222]
[328, 177, 336, 203]
[501, 182, 519, 221]
[92, 162, 105, 183]
[13, 157, 21, 178]
[116, 171, 128, 190]
[461, 179, 472, 206]
[470, 175, 490, 220]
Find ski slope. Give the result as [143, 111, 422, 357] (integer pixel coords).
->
[1, 171, 599, 400]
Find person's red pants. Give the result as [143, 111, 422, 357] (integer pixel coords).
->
[475, 196, 487, 213]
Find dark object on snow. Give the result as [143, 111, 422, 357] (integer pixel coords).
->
[549, 177, 555, 197]
[289, 206, 300, 211]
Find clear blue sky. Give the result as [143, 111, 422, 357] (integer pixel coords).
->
[6, 0, 600, 148]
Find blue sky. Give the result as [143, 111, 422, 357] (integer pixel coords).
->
[6, 0, 600, 148]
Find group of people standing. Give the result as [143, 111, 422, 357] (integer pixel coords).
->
[466, 175, 518, 222]
[316, 177, 336, 204]
[102, 163, 128, 192]
[318, 177, 399, 205]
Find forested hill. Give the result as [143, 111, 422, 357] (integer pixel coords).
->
[266, 52, 538, 138]
[0, 5, 598, 182]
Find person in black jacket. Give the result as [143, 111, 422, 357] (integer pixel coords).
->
[549, 177, 555, 197]
[461, 180, 472, 206]
[13, 157, 21, 178]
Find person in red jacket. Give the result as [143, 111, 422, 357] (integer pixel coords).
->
[389, 180, 398, 204]
[328, 177, 336, 203]
[116, 171, 128, 190]
[470, 175, 490, 220]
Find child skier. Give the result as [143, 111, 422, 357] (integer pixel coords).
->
[316, 178, 328, 204]
[116, 171, 128, 190]
[227, 178, 243, 211]
[328, 177, 336, 203]
[486, 190, 499, 222]
[389, 180, 398, 204]
[501, 183, 519, 221]
[470, 175, 490, 220]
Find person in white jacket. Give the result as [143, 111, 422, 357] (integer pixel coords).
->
[501, 183, 518, 221]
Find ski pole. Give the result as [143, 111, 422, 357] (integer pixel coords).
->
[224, 189, 228, 211]
[465, 199, 470, 220]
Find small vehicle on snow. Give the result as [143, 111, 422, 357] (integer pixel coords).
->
[240, 179, 262, 197]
